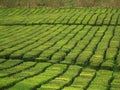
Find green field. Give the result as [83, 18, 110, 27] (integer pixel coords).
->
[0, 8, 120, 90]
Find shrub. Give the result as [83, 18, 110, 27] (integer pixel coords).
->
[105, 48, 117, 60]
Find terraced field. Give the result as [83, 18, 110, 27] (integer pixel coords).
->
[0, 8, 120, 90]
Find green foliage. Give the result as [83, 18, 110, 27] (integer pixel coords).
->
[0, 8, 119, 89]
[76, 51, 93, 65]
[40, 65, 82, 89]
[105, 48, 117, 60]
[88, 70, 112, 89]
[111, 72, 120, 89]
[70, 68, 96, 89]
[0, 59, 23, 70]
[101, 60, 114, 70]
[0, 62, 51, 88]
[90, 54, 103, 67]
[51, 51, 66, 62]
[8, 64, 67, 90]
[0, 61, 36, 77]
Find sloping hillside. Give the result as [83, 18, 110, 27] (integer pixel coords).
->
[0, 8, 120, 90]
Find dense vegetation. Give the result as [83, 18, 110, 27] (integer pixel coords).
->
[0, 8, 120, 90]
[0, 0, 120, 8]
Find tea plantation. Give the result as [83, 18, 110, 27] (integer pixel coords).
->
[0, 8, 120, 90]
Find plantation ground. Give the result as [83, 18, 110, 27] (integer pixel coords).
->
[0, 8, 120, 90]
